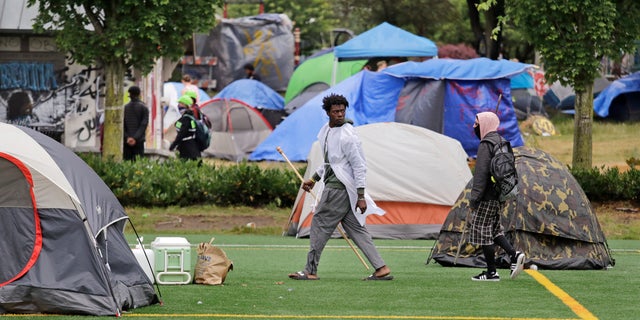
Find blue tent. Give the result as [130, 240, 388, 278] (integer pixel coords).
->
[214, 79, 284, 111]
[334, 22, 438, 59]
[250, 58, 531, 162]
[250, 71, 404, 161]
[594, 71, 640, 121]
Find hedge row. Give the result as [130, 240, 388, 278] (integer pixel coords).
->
[80, 155, 301, 208]
[80, 154, 639, 208]
[569, 166, 640, 202]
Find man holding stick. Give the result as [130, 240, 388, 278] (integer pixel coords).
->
[288, 93, 393, 281]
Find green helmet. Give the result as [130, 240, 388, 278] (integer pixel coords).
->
[178, 95, 193, 107]
[184, 90, 197, 100]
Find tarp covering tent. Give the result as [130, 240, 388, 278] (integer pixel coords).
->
[200, 98, 273, 161]
[214, 79, 286, 127]
[249, 71, 404, 161]
[250, 58, 530, 162]
[334, 22, 438, 60]
[284, 49, 366, 104]
[193, 13, 294, 92]
[593, 71, 640, 121]
[286, 122, 472, 239]
[0, 123, 158, 315]
[162, 82, 211, 134]
[430, 147, 614, 270]
[284, 22, 437, 113]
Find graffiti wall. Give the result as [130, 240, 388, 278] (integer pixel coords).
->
[0, 58, 104, 149]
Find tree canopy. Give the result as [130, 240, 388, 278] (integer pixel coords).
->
[28, 0, 222, 160]
[507, 0, 640, 168]
[28, 0, 221, 74]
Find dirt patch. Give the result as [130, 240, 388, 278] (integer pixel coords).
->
[154, 214, 280, 231]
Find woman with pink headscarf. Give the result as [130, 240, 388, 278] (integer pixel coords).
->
[468, 112, 525, 281]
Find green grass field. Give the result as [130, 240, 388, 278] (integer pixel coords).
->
[10, 235, 638, 320]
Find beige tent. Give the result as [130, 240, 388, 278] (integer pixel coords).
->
[286, 122, 472, 239]
[199, 98, 273, 161]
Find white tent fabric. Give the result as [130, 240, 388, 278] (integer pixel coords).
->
[2, 125, 81, 209]
[288, 122, 472, 239]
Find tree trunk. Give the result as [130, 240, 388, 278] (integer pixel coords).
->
[572, 86, 593, 169]
[102, 62, 125, 161]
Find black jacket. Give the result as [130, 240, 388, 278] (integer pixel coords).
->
[469, 131, 502, 208]
[123, 98, 149, 142]
[169, 110, 200, 160]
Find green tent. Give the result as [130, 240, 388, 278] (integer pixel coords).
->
[284, 51, 366, 103]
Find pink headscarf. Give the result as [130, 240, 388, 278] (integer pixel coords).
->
[476, 112, 500, 139]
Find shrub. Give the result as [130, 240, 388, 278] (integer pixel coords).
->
[79, 154, 301, 208]
[79, 154, 639, 208]
[570, 166, 640, 202]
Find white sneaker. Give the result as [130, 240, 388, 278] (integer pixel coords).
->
[510, 251, 525, 279]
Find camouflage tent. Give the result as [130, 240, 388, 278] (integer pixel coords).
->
[430, 147, 614, 270]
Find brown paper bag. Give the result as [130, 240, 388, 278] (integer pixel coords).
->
[193, 238, 233, 285]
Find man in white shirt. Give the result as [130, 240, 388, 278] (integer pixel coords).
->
[288, 93, 392, 281]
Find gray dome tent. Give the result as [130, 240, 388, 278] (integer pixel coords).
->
[430, 147, 614, 270]
[0, 123, 158, 316]
[200, 98, 273, 161]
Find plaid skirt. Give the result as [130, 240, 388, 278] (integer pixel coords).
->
[469, 200, 505, 246]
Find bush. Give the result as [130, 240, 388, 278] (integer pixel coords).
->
[570, 166, 640, 202]
[79, 154, 301, 208]
[79, 154, 639, 208]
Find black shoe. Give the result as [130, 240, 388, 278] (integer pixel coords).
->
[471, 271, 500, 281]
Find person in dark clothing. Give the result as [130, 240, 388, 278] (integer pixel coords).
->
[123, 86, 149, 161]
[468, 111, 525, 281]
[243, 63, 261, 81]
[169, 95, 201, 160]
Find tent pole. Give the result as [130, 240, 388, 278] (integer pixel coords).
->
[331, 56, 338, 86]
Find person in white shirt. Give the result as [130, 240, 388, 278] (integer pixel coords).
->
[288, 93, 393, 281]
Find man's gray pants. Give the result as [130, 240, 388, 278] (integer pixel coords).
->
[304, 187, 385, 275]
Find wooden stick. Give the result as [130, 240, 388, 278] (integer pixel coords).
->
[276, 146, 370, 270]
[494, 93, 503, 113]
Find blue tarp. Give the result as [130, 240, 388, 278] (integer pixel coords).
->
[250, 58, 531, 162]
[594, 71, 640, 118]
[510, 72, 534, 89]
[334, 22, 438, 59]
[383, 58, 532, 80]
[213, 79, 285, 110]
[249, 71, 404, 161]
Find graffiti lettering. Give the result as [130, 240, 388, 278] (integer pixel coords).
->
[73, 115, 100, 142]
[0, 62, 58, 91]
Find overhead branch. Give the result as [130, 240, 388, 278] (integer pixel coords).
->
[83, 3, 104, 34]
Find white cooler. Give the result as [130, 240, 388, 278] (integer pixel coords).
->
[131, 244, 155, 284]
[150, 237, 192, 285]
